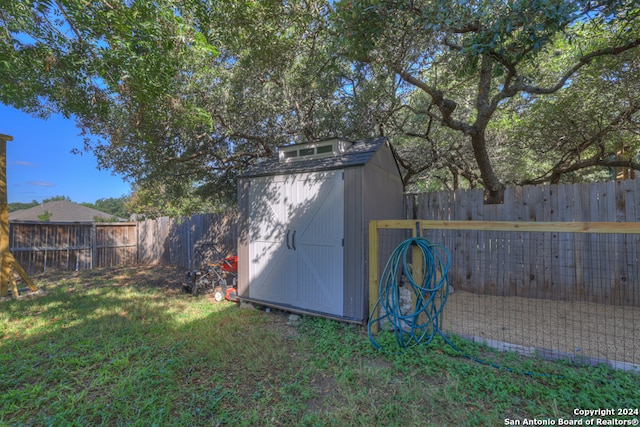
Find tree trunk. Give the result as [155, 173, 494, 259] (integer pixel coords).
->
[471, 56, 505, 204]
[470, 131, 505, 204]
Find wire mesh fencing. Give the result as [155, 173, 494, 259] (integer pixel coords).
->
[371, 220, 640, 372]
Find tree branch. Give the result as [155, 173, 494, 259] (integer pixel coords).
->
[53, 0, 87, 46]
[393, 66, 472, 134]
[523, 98, 640, 185]
[518, 38, 640, 95]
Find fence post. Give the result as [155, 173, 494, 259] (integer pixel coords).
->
[369, 220, 379, 333]
[1, 134, 39, 297]
[412, 221, 426, 327]
[91, 223, 97, 269]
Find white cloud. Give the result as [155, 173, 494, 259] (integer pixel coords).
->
[26, 181, 54, 187]
[12, 160, 36, 167]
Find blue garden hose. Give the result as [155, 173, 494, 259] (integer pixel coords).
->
[368, 236, 561, 377]
[368, 236, 451, 350]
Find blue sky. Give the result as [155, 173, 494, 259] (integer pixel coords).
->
[1, 104, 131, 204]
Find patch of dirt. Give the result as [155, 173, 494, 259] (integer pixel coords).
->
[113, 265, 188, 293]
[443, 291, 640, 366]
[305, 373, 338, 414]
[251, 308, 301, 338]
[32, 265, 188, 294]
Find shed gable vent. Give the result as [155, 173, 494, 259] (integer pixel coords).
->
[278, 139, 352, 163]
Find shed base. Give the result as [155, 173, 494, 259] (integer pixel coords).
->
[238, 296, 365, 325]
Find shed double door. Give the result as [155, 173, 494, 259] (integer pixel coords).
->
[248, 170, 344, 316]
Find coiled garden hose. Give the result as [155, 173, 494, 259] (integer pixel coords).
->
[368, 236, 451, 350]
[368, 236, 561, 377]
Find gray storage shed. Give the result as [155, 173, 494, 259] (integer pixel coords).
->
[237, 137, 403, 322]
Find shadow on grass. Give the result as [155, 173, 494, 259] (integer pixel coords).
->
[0, 266, 324, 426]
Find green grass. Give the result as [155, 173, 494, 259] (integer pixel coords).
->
[1, 266, 638, 426]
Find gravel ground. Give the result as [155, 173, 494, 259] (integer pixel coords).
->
[442, 291, 640, 367]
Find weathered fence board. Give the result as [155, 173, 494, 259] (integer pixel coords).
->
[9, 211, 238, 274]
[407, 178, 640, 306]
[136, 212, 238, 269]
[9, 221, 135, 273]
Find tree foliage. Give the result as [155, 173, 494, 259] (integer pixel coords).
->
[82, 196, 130, 219]
[1, 0, 383, 216]
[1, 0, 639, 210]
[334, 0, 640, 201]
[513, 42, 640, 185]
[7, 201, 38, 213]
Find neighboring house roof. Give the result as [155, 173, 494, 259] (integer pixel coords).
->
[9, 200, 126, 222]
[241, 137, 393, 178]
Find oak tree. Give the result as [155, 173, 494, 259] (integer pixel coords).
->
[333, 0, 640, 202]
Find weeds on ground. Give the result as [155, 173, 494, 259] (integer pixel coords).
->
[1, 266, 638, 426]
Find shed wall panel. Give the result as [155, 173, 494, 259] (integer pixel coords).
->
[334, 143, 406, 321]
[343, 167, 364, 319]
[360, 147, 405, 319]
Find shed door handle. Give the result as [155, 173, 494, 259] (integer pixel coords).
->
[286, 229, 291, 249]
[292, 230, 296, 250]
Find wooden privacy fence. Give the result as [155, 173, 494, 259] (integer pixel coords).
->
[136, 212, 238, 268]
[9, 221, 137, 273]
[402, 178, 640, 307]
[370, 219, 640, 308]
[8, 178, 640, 290]
[406, 178, 640, 223]
[9, 212, 238, 274]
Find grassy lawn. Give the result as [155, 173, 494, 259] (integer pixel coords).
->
[1, 266, 638, 426]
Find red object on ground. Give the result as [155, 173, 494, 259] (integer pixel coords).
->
[221, 256, 238, 272]
[225, 287, 238, 302]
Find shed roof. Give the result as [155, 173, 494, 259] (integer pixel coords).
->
[9, 200, 127, 222]
[241, 137, 390, 178]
